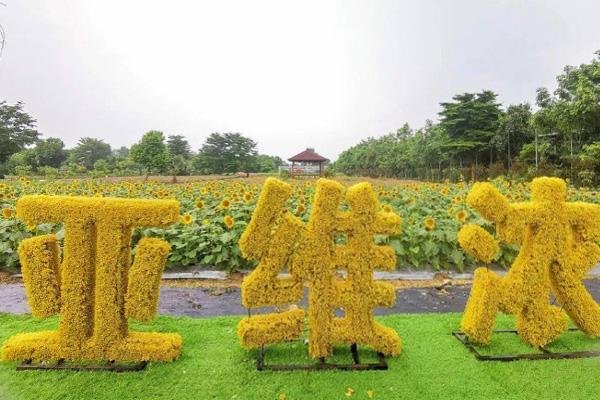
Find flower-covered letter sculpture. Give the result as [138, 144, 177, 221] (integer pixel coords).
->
[459, 177, 600, 347]
[238, 177, 402, 359]
[1, 195, 182, 363]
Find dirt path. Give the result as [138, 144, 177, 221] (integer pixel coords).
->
[2, 280, 600, 317]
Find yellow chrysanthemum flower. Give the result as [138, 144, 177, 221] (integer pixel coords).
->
[224, 215, 234, 229]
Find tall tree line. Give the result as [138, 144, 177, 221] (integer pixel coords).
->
[0, 104, 283, 177]
[335, 51, 600, 185]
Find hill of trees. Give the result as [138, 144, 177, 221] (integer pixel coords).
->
[334, 51, 600, 186]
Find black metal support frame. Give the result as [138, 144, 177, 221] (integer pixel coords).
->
[256, 342, 388, 371]
[16, 359, 148, 372]
[453, 328, 600, 361]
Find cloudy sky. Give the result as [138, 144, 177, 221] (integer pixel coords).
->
[1, 1, 599, 160]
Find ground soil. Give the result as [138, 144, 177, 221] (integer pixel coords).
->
[2, 277, 599, 318]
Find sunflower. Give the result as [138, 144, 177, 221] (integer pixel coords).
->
[382, 205, 392, 213]
[180, 214, 193, 225]
[195, 199, 204, 209]
[243, 192, 253, 203]
[456, 210, 468, 223]
[424, 217, 436, 231]
[1, 208, 13, 219]
[224, 215, 234, 229]
[296, 204, 306, 214]
[220, 198, 231, 209]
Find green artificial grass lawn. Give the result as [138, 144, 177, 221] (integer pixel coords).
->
[1, 313, 600, 400]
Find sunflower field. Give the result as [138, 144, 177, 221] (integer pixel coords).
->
[0, 176, 598, 273]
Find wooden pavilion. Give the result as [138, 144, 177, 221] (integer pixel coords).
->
[287, 148, 329, 177]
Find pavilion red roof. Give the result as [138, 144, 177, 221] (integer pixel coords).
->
[288, 148, 329, 162]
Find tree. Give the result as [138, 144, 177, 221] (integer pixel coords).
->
[34, 137, 67, 168]
[0, 101, 40, 165]
[438, 90, 503, 166]
[493, 104, 533, 169]
[7, 149, 36, 173]
[69, 137, 112, 170]
[167, 135, 191, 158]
[129, 130, 170, 174]
[113, 146, 129, 158]
[532, 52, 600, 174]
[194, 132, 258, 174]
[256, 154, 284, 173]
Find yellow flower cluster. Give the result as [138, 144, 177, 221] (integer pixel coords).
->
[125, 238, 172, 322]
[237, 178, 305, 347]
[460, 177, 600, 347]
[18, 234, 61, 318]
[2, 195, 182, 363]
[238, 178, 402, 359]
[457, 224, 499, 264]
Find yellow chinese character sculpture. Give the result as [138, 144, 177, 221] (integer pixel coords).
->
[237, 177, 402, 359]
[1, 195, 182, 363]
[237, 179, 306, 347]
[459, 177, 600, 347]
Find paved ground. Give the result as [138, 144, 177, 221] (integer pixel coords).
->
[2, 280, 600, 317]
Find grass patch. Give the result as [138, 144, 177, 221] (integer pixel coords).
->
[1, 313, 600, 399]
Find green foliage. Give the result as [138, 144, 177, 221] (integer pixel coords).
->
[69, 137, 112, 170]
[255, 154, 283, 173]
[438, 90, 502, 165]
[167, 135, 191, 158]
[194, 132, 258, 174]
[33, 137, 67, 168]
[129, 130, 170, 174]
[0, 218, 30, 271]
[7, 149, 36, 174]
[336, 52, 600, 186]
[0, 101, 40, 165]
[493, 103, 533, 168]
[113, 146, 129, 158]
[139, 198, 253, 272]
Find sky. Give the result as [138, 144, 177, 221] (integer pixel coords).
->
[1, 1, 600, 161]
